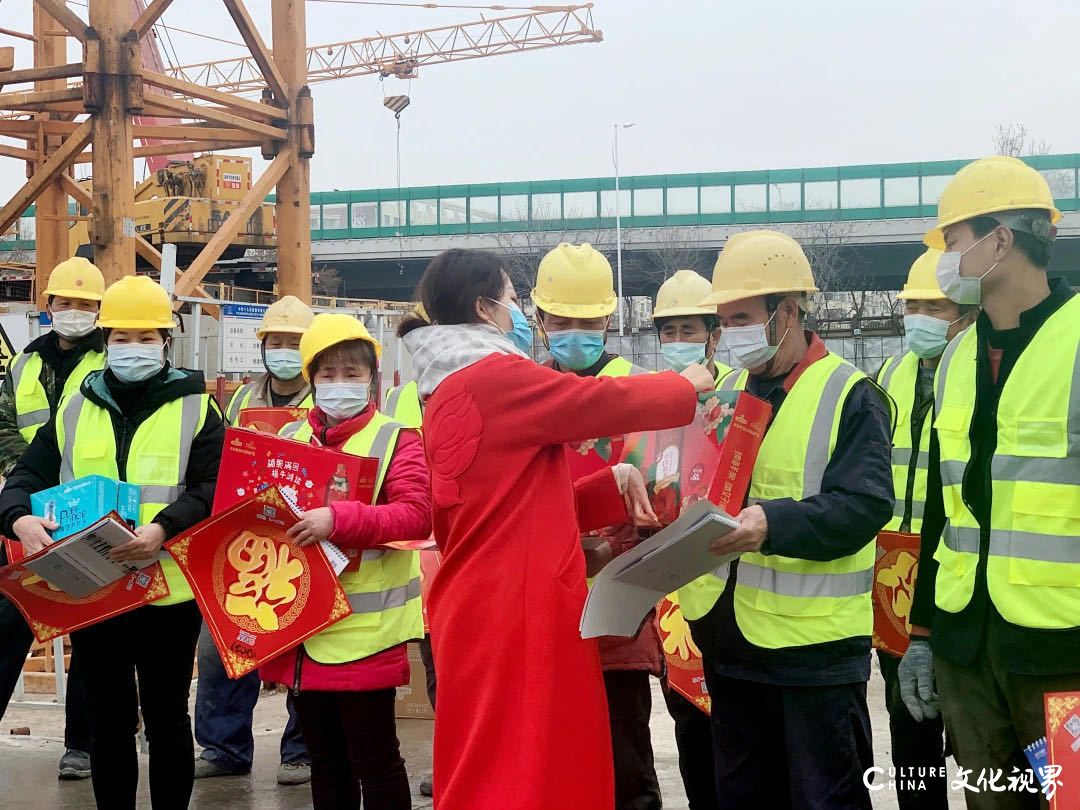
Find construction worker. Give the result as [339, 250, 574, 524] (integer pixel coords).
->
[900, 156, 1080, 810]
[261, 313, 430, 810]
[680, 230, 894, 810]
[533, 242, 663, 810]
[873, 249, 977, 810]
[0, 256, 107, 781]
[652, 269, 730, 810]
[0, 274, 224, 810]
[382, 306, 427, 430]
[223, 294, 315, 423]
[195, 295, 314, 784]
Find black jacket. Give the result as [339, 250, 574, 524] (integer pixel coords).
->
[692, 339, 895, 687]
[0, 364, 225, 542]
[910, 278, 1080, 675]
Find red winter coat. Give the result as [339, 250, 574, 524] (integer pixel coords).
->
[260, 404, 432, 692]
[422, 354, 696, 810]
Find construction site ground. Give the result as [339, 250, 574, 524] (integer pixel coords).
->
[1, 656, 964, 809]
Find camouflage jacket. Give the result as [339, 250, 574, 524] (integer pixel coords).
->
[0, 331, 105, 477]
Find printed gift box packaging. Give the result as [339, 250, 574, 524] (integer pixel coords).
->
[872, 531, 922, 657]
[1044, 691, 1080, 810]
[167, 486, 351, 679]
[236, 407, 309, 434]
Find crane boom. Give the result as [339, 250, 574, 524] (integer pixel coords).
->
[167, 4, 602, 96]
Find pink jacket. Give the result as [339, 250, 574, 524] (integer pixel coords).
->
[260, 404, 432, 692]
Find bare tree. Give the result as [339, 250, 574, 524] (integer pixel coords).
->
[628, 225, 712, 288]
[992, 123, 1072, 198]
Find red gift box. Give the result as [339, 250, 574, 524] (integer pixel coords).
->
[872, 531, 921, 657]
[237, 407, 309, 434]
[1045, 691, 1080, 810]
[0, 554, 169, 642]
[166, 486, 352, 679]
[658, 593, 711, 713]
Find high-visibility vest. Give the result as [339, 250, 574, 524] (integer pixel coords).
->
[876, 352, 932, 533]
[931, 297, 1080, 629]
[289, 411, 424, 663]
[55, 387, 211, 606]
[679, 353, 875, 650]
[383, 381, 422, 429]
[225, 377, 312, 423]
[9, 349, 105, 442]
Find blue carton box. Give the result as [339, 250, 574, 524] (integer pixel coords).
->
[31, 475, 141, 540]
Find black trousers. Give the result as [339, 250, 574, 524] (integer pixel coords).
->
[705, 670, 873, 810]
[878, 651, 949, 810]
[0, 593, 92, 751]
[604, 670, 662, 810]
[419, 632, 437, 709]
[293, 687, 411, 810]
[663, 685, 719, 810]
[71, 601, 201, 810]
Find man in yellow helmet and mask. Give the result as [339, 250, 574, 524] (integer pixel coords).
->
[899, 156, 1080, 808]
[0, 257, 107, 781]
[680, 230, 894, 809]
[874, 249, 977, 810]
[224, 295, 315, 424]
[197, 293, 314, 785]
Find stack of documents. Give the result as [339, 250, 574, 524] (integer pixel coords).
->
[22, 514, 150, 598]
[580, 501, 741, 638]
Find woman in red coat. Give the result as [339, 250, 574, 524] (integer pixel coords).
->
[399, 249, 712, 810]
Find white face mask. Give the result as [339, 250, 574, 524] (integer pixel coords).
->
[936, 230, 999, 306]
[316, 382, 371, 421]
[108, 343, 165, 383]
[51, 309, 97, 340]
[720, 310, 789, 371]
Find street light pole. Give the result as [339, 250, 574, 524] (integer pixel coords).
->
[613, 122, 635, 336]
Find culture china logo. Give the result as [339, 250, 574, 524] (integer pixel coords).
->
[213, 528, 313, 634]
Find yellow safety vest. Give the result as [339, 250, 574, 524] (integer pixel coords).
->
[932, 297, 1080, 629]
[680, 353, 875, 650]
[383, 381, 422, 429]
[288, 411, 424, 663]
[225, 377, 313, 423]
[55, 387, 211, 606]
[9, 349, 105, 442]
[876, 352, 932, 533]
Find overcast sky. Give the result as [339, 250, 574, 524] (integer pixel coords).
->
[1, 0, 1078, 194]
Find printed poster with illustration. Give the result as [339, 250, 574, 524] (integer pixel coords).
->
[167, 486, 351, 679]
[619, 390, 771, 715]
[872, 531, 921, 657]
[0, 561, 169, 643]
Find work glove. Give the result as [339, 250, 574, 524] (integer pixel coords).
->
[897, 638, 939, 722]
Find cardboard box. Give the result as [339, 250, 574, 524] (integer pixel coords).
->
[395, 641, 434, 721]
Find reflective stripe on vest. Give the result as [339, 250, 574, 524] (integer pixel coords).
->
[383, 381, 423, 429]
[932, 298, 1080, 629]
[292, 410, 424, 663]
[278, 418, 304, 439]
[717, 368, 749, 392]
[679, 354, 874, 651]
[876, 352, 931, 533]
[57, 389, 208, 606]
[225, 382, 255, 423]
[11, 349, 105, 442]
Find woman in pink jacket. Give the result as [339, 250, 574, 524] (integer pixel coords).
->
[261, 313, 431, 810]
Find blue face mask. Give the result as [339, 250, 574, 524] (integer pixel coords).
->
[904, 313, 957, 360]
[108, 343, 165, 383]
[486, 298, 533, 353]
[264, 348, 303, 381]
[547, 329, 606, 371]
[661, 341, 707, 372]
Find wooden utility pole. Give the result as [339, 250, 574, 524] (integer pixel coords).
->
[32, 4, 69, 307]
[271, 0, 313, 301]
[87, 0, 136, 287]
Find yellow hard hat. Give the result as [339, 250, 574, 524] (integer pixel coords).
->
[256, 295, 314, 341]
[531, 243, 617, 319]
[412, 302, 429, 323]
[924, 156, 1062, 249]
[44, 257, 105, 301]
[299, 312, 383, 382]
[653, 270, 715, 320]
[896, 249, 946, 301]
[97, 275, 176, 330]
[701, 230, 819, 307]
